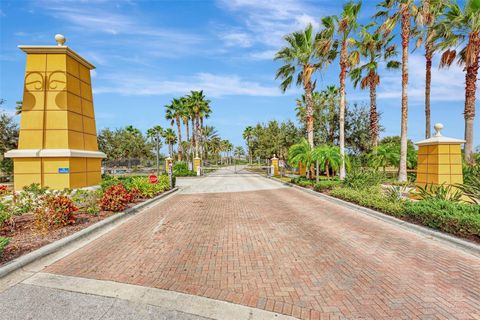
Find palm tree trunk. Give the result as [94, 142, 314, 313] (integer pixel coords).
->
[304, 78, 314, 148]
[398, 5, 410, 182]
[176, 117, 183, 161]
[156, 139, 160, 176]
[464, 32, 479, 165]
[339, 39, 347, 180]
[185, 121, 190, 157]
[200, 117, 204, 160]
[369, 75, 379, 148]
[326, 161, 330, 179]
[191, 118, 196, 161]
[425, 33, 433, 139]
[195, 114, 200, 158]
[316, 160, 319, 183]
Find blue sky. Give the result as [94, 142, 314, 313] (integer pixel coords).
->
[0, 0, 478, 153]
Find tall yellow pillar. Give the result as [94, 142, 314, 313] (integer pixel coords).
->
[298, 162, 306, 177]
[415, 123, 465, 187]
[271, 154, 279, 176]
[193, 157, 201, 176]
[5, 34, 106, 190]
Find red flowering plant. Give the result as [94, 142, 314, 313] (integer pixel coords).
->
[34, 195, 78, 232]
[0, 185, 8, 196]
[99, 184, 134, 212]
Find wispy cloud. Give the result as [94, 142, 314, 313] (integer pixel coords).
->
[94, 72, 288, 97]
[220, 31, 253, 48]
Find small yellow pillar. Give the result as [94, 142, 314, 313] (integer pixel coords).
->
[193, 157, 201, 175]
[5, 34, 106, 190]
[165, 157, 173, 173]
[271, 154, 279, 176]
[298, 162, 306, 177]
[415, 123, 465, 187]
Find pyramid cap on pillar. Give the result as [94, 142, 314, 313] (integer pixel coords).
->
[18, 34, 95, 70]
[415, 123, 465, 146]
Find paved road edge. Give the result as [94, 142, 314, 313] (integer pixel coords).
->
[0, 187, 179, 279]
[266, 176, 480, 257]
[24, 272, 295, 320]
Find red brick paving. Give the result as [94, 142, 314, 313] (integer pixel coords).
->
[46, 188, 480, 319]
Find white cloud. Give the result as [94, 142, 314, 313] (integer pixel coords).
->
[248, 50, 277, 60]
[94, 72, 287, 97]
[221, 31, 252, 48]
[377, 53, 476, 102]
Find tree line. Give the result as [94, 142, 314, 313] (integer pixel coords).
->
[274, 0, 479, 182]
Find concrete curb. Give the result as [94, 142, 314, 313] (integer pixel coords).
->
[0, 187, 179, 279]
[266, 176, 480, 257]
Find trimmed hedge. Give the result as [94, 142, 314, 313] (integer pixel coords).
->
[313, 180, 342, 192]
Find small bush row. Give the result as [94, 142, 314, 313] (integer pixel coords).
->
[173, 162, 196, 177]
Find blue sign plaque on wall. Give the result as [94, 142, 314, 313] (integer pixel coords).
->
[58, 168, 70, 174]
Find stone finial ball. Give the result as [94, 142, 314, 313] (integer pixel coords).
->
[434, 123, 444, 136]
[54, 34, 66, 46]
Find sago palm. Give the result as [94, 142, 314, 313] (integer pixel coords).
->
[437, 0, 480, 164]
[275, 24, 326, 148]
[350, 23, 400, 148]
[375, 0, 415, 182]
[317, 1, 362, 180]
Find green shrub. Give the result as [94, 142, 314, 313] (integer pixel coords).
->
[100, 176, 122, 191]
[404, 199, 480, 237]
[72, 189, 100, 216]
[0, 237, 10, 257]
[313, 180, 341, 192]
[414, 183, 463, 202]
[0, 202, 12, 225]
[330, 187, 405, 217]
[343, 169, 385, 190]
[173, 162, 196, 177]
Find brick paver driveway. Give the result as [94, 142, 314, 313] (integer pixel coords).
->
[46, 168, 480, 319]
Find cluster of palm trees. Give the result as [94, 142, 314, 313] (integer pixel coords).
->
[275, 0, 479, 182]
[163, 90, 211, 162]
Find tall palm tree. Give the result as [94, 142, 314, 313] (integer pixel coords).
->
[165, 98, 183, 161]
[275, 24, 326, 148]
[146, 125, 163, 176]
[376, 0, 415, 182]
[243, 126, 254, 164]
[437, 0, 480, 164]
[179, 97, 192, 161]
[318, 1, 362, 180]
[15, 101, 22, 115]
[414, 0, 449, 138]
[162, 128, 177, 158]
[199, 100, 212, 161]
[188, 90, 210, 159]
[350, 23, 400, 148]
[202, 125, 219, 161]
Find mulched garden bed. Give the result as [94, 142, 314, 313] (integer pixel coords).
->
[0, 200, 144, 266]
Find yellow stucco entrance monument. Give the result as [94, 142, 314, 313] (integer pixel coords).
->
[415, 123, 465, 187]
[5, 34, 106, 190]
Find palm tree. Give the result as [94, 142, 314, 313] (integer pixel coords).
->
[376, 0, 415, 182]
[165, 98, 183, 161]
[275, 24, 325, 148]
[413, 0, 448, 138]
[162, 128, 177, 158]
[202, 125, 219, 161]
[199, 101, 212, 161]
[234, 146, 245, 158]
[437, 0, 480, 164]
[368, 143, 400, 172]
[146, 125, 163, 176]
[243, 126, 254, 164]
[179, 97, 192, 160]
[350, 23, 400, 148]
[188, 90, 210, 159]
[318, 1, 362, 180]
[288, 139, 315, 179]
[15, 101, 22, 115]
[312, 144, 342, 179]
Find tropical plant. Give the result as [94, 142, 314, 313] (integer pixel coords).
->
[343, 169, 386, 190]
[375, 0, 416, 182]
[162, 128, 177, 158]
[275, 24, 329, 148]
[368, 143, 401, 171]
[413, 0, 449, 138]
[243, 126, 254, 164]
[288, 139, 315, 178]
[146, 125, 163, 176]
[312, 144, 342, 179]
[165, 98, 184, 161]
[99, 184, 133, 212]
[34, 195, 78, 231]
[414, 183, 463, 202]
[0, 237, 9, 257]
[350, 23, 400, 147]
[187, 90, 210, 158]
[318, 1, 362, 180]
[437, 0, 480, 164]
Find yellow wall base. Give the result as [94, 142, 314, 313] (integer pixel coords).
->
[13, 157, 102, 190]
[271, 158, 279, 176]
[193, 158, 201, 174]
